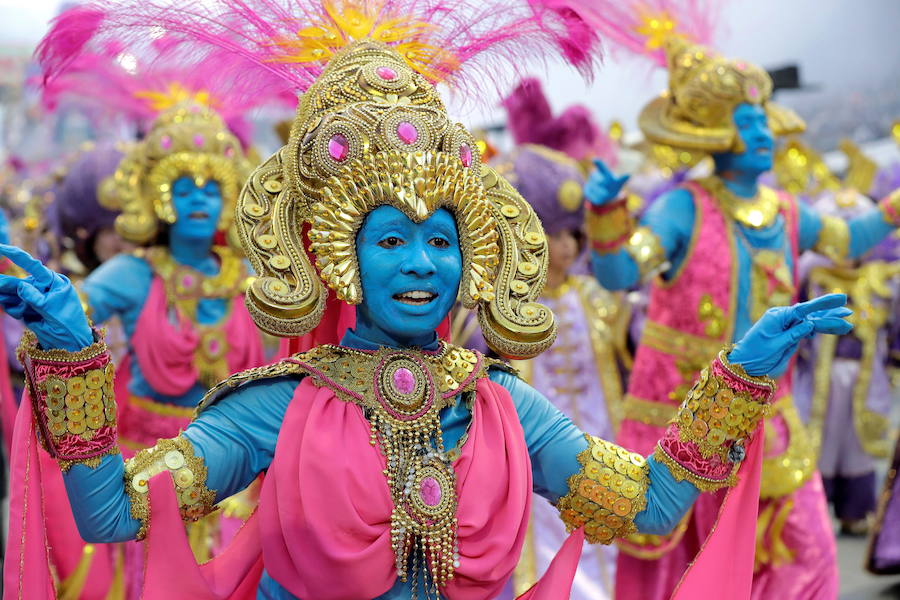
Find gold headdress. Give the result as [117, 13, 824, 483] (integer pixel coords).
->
[238, 41, 557, 358]
[101, 103, 250, 245]
[639, 38, 806, 153]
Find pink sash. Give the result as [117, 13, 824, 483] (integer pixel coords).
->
[138, 377, 586, 599]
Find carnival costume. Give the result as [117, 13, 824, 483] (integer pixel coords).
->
[579, 18, 900, 599]
[2, 1, 855, 599]
[794, 190, 899, 534]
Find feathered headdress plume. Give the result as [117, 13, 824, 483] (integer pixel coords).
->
[35, 6, 295, 138]
[575, 0, 721, 66]
[46, 0, 604, 102]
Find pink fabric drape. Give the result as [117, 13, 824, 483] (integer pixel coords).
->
[1, 314, 16, 454]
[131, 278, 265, 396]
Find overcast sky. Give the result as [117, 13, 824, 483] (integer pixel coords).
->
[2, 0, 899, 137]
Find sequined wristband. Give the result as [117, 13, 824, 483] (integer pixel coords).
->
[585, 197, 635, 253]
[879, 189, 900, 226]
[557, 435, 650, 544]
[653, 349, 776, 492]
[622, 227, 669, 280]
[18, 329, 118, 471]
[124, 436, 216, 540]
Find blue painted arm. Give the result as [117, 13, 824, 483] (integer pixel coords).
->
[589, 188, 695, 290]
[61, 375, 297, 542]
[798, 201, 895, 258]
[80, 253, 152, 328]
[491, 369, 699, 534]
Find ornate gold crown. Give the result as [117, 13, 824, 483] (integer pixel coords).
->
[101, 103, 250, 244]
[639, 38, 805, 153]
[237, 40, 556, 358]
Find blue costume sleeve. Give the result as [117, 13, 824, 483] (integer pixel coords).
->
[797, 201, 895, 258]
[61, 375, 299, 542]
[590, 188, 695, 290]
[80, 253, 152, 328]
[490, 368, 700, 535]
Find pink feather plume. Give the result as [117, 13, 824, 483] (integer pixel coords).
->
[503, 77, 617, 164]
[51, 0, 606, 103]
[573, 0, 721, 67]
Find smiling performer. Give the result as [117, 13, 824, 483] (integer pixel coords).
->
[576, 11, 900, 597]
[2, 1, 855, 599]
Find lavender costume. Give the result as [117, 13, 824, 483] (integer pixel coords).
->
[795, 189, 900, 524]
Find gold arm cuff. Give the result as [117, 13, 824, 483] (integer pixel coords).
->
[557, 435, 649, 544]
[124, 436, 216, 540]
[653, 350, 776, 492]
[623, 227, 669, 280]
[585, 201, 634, 248]
[813, 215, 850, 262]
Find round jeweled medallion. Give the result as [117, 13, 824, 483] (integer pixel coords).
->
[408, 464, 455, 520]
[374, 353, 435, 421]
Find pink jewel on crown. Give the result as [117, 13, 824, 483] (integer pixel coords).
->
[397, 122, 419, 145]
[376, 66, 398, 81]
[459, 144, 473, 167]
[161, 136, 172, 150]
[328, 133, 350, 161]
[419, 476, 442, 507]
[747, 85, 759, 99]
[392, 367, 416, 395]
[193, 134, 205, 147]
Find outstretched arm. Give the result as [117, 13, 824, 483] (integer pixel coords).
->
[799, 190, 900, 261]
[583, 161, 692, 290]
[503, 293, 851, 544]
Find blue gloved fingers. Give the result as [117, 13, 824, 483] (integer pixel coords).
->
[808, 315, 854, 336]
[0, 244, 54, 290]
[791, 293, 848, 321]
[16, 281, 50, 314]
[808, 306, 852, 319]
[592, 158, 614, 178]
[786, 319, 815, 343]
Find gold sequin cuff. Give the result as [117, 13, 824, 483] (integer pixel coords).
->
[17, 329, 118, 471]
[879, 189, 900, 226]
[585, 198, 635, 253]
[557, 435, 649, 544]
[124, 436, 216, 540]
[813, 215, 850, 262]
[653, 350, 776, 492]
[623, 227, 669, 280]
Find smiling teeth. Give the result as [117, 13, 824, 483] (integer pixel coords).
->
[397, 291, 435, 299]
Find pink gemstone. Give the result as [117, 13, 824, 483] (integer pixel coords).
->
[209, 340, 220, 353]
[419, 476, 441, 507]
[225, 147, 235, 157]
[182, 275, 194, 287]
[736, 61, 747, 71]
[161, 136, 172, 150]
[459, 143, 473, 167]
[376, 66, 397, 81]
[328, 133, 350, 161]
[193, 134, 205, 147]
[392, 367, 415, 395]
[747, 85, 759, 99]
[396, 121, 418, 145]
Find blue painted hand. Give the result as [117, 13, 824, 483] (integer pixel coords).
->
[583, 158, 630, 206]
[729, 293, 853, 377]
[0, 244, 93, 351]
[354, 206, 462, 348]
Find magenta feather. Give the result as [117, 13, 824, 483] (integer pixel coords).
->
[45, 0, 605, 103]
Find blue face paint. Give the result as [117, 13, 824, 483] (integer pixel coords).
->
[355, 206, 462, 348]
[713, 103, 774, 180]
[169, 176, 223, 242]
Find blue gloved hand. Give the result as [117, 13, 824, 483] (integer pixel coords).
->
[584, 158, 630, 206]
[729, 293, 852, 378]
[0, 243, 93, 352]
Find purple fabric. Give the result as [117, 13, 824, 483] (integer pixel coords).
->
[822, 472, 876, 521]
[869, 443, 900, 573]
[506, 146, 585, 236]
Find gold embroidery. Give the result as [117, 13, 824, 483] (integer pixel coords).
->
[125, 436, 215, 540]
[557, 435, 649, 544]
[622, 395, 677, 428]
[585, 202, 634, 249]
[699, 176, 782, 229]
[697, 294, 727, 339]
[623, 227, 668, 280]
[813, 215, 851, 263]
[759, 396, 815, 499]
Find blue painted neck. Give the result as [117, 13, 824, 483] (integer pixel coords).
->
[169, 233, 217, 275]
[716, 166, 761, 199]
[345, 323, 440, 351]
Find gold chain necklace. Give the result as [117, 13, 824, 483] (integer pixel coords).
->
[700, 176, 781, 229]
